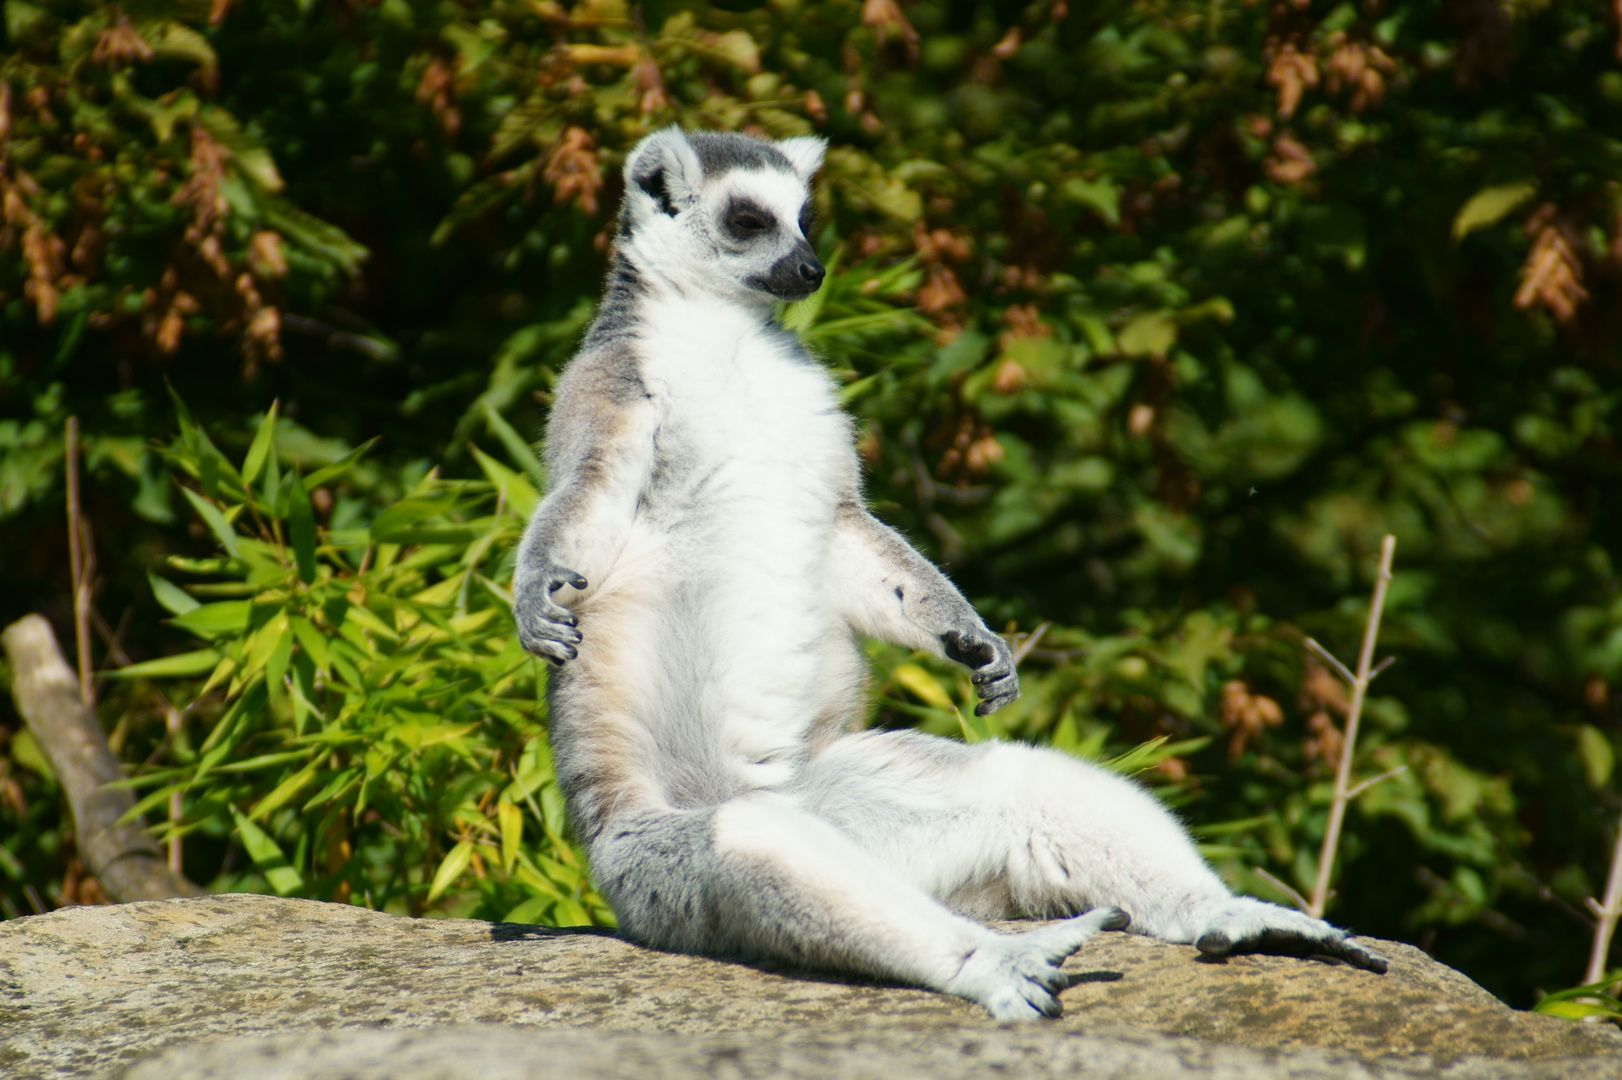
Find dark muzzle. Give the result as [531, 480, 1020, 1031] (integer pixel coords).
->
[756, 242, 825, 301]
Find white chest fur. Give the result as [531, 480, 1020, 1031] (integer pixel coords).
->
[618, 294, 855, 781]
[634, 295, 848, 534]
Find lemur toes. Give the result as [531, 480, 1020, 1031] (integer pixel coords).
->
[1195, 900, 1388, 973]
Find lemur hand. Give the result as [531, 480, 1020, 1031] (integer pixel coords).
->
[515, 563, 587, 665]
[943, 625, 1019, 716]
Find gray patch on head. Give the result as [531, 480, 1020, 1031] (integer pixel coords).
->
[686, 131, 795, 178]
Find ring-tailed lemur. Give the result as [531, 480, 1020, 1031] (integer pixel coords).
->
[512, 126, 1387, 1020]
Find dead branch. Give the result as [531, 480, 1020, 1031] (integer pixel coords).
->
[2, 614, 203, 903]
[1308, 533, 1397, 919]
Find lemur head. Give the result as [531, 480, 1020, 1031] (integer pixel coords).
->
[618, 127, 827, 306]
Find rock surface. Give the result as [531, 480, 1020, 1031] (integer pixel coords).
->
[1, 894, 1617, 1079]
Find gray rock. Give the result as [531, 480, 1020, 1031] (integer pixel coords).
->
[1, 894, 1617, 1079]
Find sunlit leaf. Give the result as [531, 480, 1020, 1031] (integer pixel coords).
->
[427, 839, 475, 903]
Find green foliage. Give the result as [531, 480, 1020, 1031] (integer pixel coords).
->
[1534, 971, 1622, 1024]
[99, 399, 609, 922]
[2, 0, 1621, 1010]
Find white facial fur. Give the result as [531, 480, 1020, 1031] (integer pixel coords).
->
[617, 128, 825, 306]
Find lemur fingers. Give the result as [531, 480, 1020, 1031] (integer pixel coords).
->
[515, 565, 588, 666]
[943, 627, 1020, 716]
[1193, 898, 1389, 974]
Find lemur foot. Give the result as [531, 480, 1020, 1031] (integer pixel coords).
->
[1192, 897, 1388, 973]
[514, 564, 587, 665]
[949, 906, 1131, 1021]
[943, 626, 1019, 716]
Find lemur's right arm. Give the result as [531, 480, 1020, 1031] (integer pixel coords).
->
[513, 350, 656, 665]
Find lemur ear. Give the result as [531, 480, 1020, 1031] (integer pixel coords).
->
[776, 136, 827, 182]
[624, 127, 705, 217]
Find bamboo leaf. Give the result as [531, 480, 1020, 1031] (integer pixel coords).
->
[108, 648, 221, 679]
[180, 487, 242, 558]
[498, 800, 523, 872]
[231, 808, 305, 895]
[148, 572, 201, 616]
[287, 473, 317, 584]
[169, 600, 251, 639]
[426, 839, 475, 903]
[252, 756, 322, 820]
[241, 401, 279, 486]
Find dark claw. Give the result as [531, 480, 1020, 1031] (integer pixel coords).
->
[1100, 907, 1132, 932]
[1196, 930, 1232, 957]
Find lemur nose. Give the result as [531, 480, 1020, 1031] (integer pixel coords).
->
[799, 259, 825, 289]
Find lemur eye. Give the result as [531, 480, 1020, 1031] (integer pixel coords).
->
[730, 212, 766, 232]
[798, 204, 813, 236]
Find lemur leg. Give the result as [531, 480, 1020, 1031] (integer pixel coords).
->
[793, 731, 1387, 973]
[587, 793, 1128, 1020]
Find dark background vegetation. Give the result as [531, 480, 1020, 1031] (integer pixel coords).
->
[2, 0, 1621, 1008]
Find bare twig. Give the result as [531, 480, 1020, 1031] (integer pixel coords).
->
[1584, 818, 1622, 985]
[1254, 867, 1313, 914]
[65, 417, 95, 706]
[1344, 764, 1408, 801]
[1303, 637, 1356, 688]
[2, 615, 202, 903]
[1308, 534, 1397, 920]
[1008, 621, 1051, 667]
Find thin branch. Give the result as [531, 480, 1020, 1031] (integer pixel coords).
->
[1009, 621, 1051, 667]
[65, 417, 95, 706]
[1024, 646, 1089, 664]
[1254, 867, 1313, 914]
[1345, 765, 1408, 801]
[1368, 655, 1397, 681]
[1303, 637, 1356, 688]
[1309, 534, 1397, 920]
[1585, 816, 1622, 984]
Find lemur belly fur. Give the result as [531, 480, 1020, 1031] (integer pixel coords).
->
[512, 126, 1388, 1021]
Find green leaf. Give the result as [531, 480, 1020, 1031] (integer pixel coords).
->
[287, 473, 317, 584]
[1452, 181, 1537, 241]
[169, 600, 251, 639]
[470, 444, 539, 520]
[502, 895, 552, 924]
[139, 19, 218, 68]
[891, 663, 958, 713]
[108, 648, 222, 679]
[481, 402, 546, 490]
[1578, 725, 1615, 790]
[1061, 176, 1120, 226]
[426, 839, 475, 903]
[370, 494, 460, 540]
[168, 600, 253, 643]
[499, 800, 523, 871]
[231, 808, 305, 895]
[251, 757, 321, 821]
[1118, 311, 1178, 358]
[148, 572, 201, 616]
[1102, 736, 1213, 776]
[301, 438, 379, 489]
[241, 401, 279, 487]
[180, 487, 241, 558]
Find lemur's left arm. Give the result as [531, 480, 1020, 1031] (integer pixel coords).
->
[829, 500, 1018, 715]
